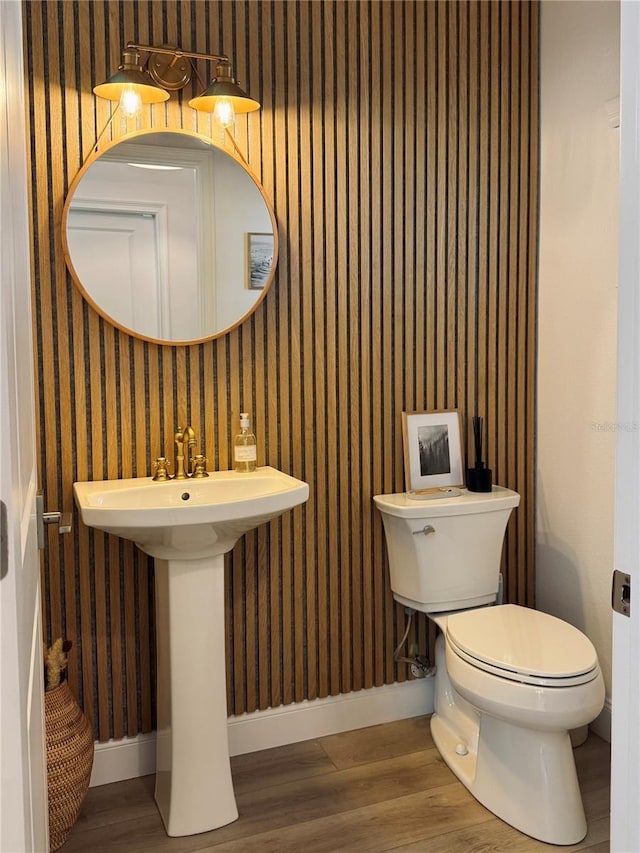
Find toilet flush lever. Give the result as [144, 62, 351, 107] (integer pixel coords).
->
[413, 525, 435, 536]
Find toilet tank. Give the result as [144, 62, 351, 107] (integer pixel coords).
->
[373, 488, 520, 613]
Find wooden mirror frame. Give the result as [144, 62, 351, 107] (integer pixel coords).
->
[61, 128, 278, 346]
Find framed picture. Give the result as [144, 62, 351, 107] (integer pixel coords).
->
[401, 410, 464, 493]
[246, 232, 274, 289]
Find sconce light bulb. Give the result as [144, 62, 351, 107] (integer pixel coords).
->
[119, 86, 142, 118]
[213, 98, 235, 129]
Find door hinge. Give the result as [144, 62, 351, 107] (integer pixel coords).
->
[612, 569, 631, 617]
[0, 500, 7, 581]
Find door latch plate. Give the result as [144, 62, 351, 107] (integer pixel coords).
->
[612, 569, 631, 617]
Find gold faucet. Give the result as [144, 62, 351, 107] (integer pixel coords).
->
[174, 425, 197, 480]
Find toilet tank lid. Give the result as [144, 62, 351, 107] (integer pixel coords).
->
[373, 486, 520, 518]
[446, 604, 599, 679]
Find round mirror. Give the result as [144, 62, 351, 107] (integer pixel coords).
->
[62, 130, 277, 344]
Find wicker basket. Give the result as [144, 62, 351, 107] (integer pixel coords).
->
[44, 682, 94, 851]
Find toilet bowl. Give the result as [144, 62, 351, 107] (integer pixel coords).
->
[373, 488, 605, 846]
[432, 606, 605, 844]
[441, 605, 604, 729]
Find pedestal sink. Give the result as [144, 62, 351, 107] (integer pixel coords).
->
[73, 467, 309, 837]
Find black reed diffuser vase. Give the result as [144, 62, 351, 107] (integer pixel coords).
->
[467, 415, 493, 492]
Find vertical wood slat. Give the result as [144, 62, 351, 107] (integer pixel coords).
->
[46, 0, 75, 701]
[466, 1, 479, 464]
[65, 0, 96, 725]
[380, 0, 395, 687]
[347, 0, 363, 694]
[358, 0, 374, 692]
[26, 0, 539, 739]
[392, 0, 408, 681]
[369, 0, 384, 688]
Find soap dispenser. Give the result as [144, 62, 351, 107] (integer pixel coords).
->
[234, 412, 257, 472]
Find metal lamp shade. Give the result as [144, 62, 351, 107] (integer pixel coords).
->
[93, 51, 169, 105]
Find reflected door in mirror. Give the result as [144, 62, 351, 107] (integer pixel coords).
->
[67, 208, 166, 339]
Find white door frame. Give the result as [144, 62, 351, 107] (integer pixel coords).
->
[0, 1, 48, 850]
[611, 2, 640, 850]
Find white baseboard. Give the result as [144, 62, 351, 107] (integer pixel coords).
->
[590, 697, 612, 743]
[90, 679, 435, 788]
[90, 731, 157, 789]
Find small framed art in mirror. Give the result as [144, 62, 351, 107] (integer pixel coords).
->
[246, 232, 274, 290]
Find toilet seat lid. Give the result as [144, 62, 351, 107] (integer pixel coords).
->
[445, 604, 599, 685]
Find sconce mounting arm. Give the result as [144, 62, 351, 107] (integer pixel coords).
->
[124, 43, 232, 94]
[126, 42, 229, 64]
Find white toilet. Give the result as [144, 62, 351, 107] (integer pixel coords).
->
[373, 486, 605, 846]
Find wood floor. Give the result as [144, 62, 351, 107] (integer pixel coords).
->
[62, 717, 610, 853]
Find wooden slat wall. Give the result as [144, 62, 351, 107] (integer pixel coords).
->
[23, 0, 539, 741]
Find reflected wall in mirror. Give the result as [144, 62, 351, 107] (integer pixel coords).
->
[62, 130, 277, 344]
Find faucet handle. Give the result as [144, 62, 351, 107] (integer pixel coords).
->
[152, 456, 173, 481]
[191, 454, 209, 478]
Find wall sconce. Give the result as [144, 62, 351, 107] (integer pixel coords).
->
[188, 62, 260, 128]
[93, 48, 170, 116]
[93, 43, 260, 127]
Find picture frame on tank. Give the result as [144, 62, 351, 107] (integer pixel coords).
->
[401, 410, 464, 494]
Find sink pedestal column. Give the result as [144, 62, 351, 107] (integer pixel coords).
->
[154, 555, 238, 837]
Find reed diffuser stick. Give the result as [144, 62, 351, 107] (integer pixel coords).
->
[472, 415, 484, 467]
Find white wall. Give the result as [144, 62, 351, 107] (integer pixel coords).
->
[537, 0, 620, 738]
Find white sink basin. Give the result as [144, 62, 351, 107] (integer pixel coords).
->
[73, 465, 309, 838]
[74, 466, 309, 559]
